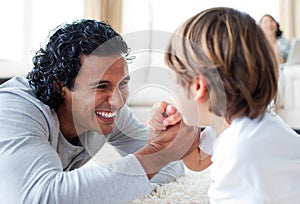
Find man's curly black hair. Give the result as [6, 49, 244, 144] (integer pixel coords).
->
[27, 19, 128, 110]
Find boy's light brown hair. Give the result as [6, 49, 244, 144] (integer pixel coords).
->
[165, 7, 278, 121]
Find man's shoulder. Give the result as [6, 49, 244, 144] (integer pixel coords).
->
[0, 76, 56, 129]
[0, 76, 34, 98]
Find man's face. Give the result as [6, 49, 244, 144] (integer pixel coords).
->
[67, 55, 129, 135]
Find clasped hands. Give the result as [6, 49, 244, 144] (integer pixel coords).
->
[134, 101, 200, 179]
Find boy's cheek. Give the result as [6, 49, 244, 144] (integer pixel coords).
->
[174, 88, 201, 126]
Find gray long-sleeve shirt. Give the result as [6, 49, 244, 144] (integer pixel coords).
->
[0, 76, 184, 204]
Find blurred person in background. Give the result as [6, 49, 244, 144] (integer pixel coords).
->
[259, 14, 291, 64]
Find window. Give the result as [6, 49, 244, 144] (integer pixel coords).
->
[0, 1, 24, 61]
[122, 0, 280, 34]
[0, 0, 84, 77]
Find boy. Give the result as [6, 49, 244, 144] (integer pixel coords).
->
[149, 7, 300, 203]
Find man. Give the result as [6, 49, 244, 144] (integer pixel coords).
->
[0, 19, 198, 203]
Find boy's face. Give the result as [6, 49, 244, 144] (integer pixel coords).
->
[64, 55, 130, 135]
[175, 82, 212, 127]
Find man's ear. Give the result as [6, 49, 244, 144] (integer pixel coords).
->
[193, 76, 208, 102]
[61, 86, 72, 99]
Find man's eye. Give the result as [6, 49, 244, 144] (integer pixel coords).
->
[119, 81, 129, 88]
[96, 84, 108, 89]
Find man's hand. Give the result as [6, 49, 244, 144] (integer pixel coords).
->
[134, 120, 200, 179]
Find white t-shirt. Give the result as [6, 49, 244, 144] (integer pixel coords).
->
[201, 111, 300, 203]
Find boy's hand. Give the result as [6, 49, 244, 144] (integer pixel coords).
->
[146, 101, 182, 133]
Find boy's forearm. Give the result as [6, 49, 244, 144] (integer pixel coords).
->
[183, 148, 212, 171]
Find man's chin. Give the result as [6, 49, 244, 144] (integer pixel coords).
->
[98, 123, 115, 135]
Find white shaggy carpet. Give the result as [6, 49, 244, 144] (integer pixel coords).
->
[131, 168, 211, 204]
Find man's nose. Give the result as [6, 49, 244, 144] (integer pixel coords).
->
[108, 89, 124, 108]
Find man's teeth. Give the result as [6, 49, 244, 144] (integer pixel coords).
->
[96, 111, 116, 118]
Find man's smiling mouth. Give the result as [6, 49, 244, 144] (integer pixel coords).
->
[96, 111, 117, 119]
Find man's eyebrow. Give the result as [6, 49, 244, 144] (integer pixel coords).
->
[89, 75, 130, 86]
[89, 80, 110, 86]
[122, 75, 131, 81]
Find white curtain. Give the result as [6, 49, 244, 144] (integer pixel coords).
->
[279, 0, 300, 39]
[84, 0, 123, 34]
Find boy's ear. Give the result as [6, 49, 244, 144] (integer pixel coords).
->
[193, 76, 207, 102]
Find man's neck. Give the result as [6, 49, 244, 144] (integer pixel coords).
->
[56, 105, 81, 145]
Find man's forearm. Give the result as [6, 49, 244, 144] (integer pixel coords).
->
[134, 146, 170, 180]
